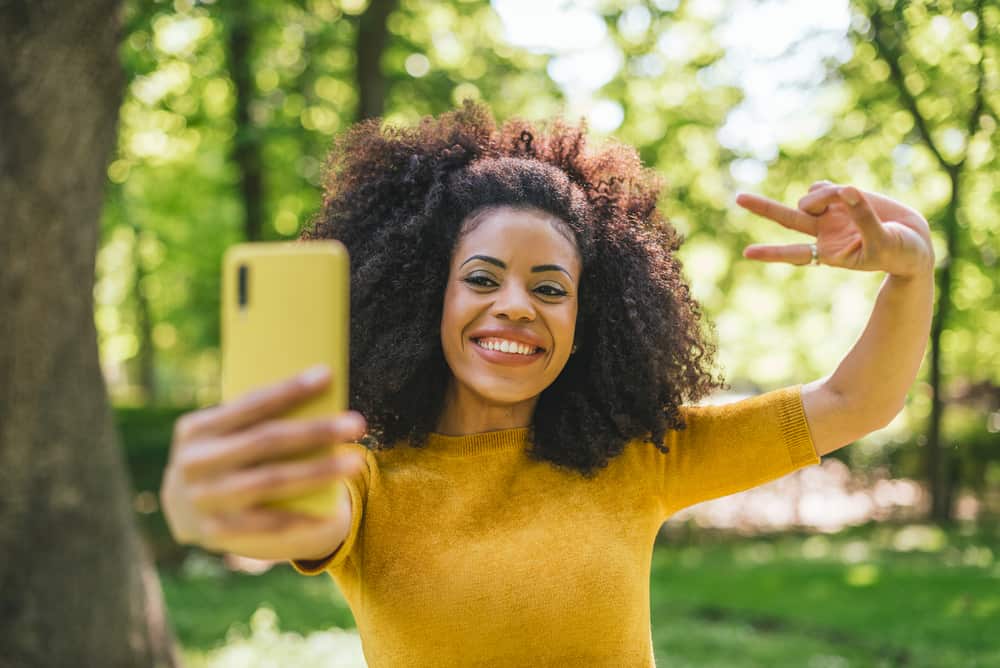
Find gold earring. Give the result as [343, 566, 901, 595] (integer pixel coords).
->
[571, 344, 578, 354]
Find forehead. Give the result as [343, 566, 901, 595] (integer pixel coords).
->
[453, 207, 580, 268]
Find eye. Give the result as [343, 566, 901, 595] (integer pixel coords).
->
[463, 275, 497, 288]
[535, 284, 568, 297]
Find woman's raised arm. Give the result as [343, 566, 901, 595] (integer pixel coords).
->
[736, 182, 935, 457]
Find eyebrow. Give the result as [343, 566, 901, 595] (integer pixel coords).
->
[460, 254, 573, 279]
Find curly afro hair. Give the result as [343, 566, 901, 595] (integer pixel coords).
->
[300, 100, 725, 478]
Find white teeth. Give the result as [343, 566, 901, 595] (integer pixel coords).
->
[475, 338, 538, 355]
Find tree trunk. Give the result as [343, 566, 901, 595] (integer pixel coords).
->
[356, 0, 398, 121]
[226, 3, 265, 242]
[926, 167, 961, 525]
[114, 186, 159, 405]
[868, 3, 968, 526]
[131, 220, 159, 405]
[0, 2, 180, 666]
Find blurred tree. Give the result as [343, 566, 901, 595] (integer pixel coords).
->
[103, 0, 245, 405]
[224, 3, 266, 241]
[598, 0, 745, 283]
[357, 0, 399, 119]
[219, 0, 399, 244]
[382, 0, 563, 122]
[866, 0, 998, 524]
[764, 0, 999, 523]
[121, 187, 161, 403]
[0, 1, 179, 665]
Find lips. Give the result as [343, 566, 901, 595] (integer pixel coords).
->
[466, 327, 546, 351]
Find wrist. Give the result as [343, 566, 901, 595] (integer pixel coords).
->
[888, 262, 934, 281]
[888, 247, 935, 280]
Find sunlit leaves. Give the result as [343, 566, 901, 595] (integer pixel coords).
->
[761, 0, 1000, 480]
[384, 0, 561, 122]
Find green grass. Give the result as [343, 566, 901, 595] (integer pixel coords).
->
[160, 557, 355, 650]
[115, 405, 193, 565]
[160, 522, 1000, 667]
[649, 524, 1000, 667]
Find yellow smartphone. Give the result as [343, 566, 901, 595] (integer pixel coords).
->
[221, 240, 350, 516]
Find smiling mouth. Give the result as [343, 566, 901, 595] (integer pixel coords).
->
[470, 338, 545, 356]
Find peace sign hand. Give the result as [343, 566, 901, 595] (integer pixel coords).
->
[736, 182, 935, 279]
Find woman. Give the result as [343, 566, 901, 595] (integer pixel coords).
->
[160, 101, 934, 666]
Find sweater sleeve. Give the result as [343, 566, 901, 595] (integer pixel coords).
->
[289, 442, 373, 576]
[656, 384, 820, 518]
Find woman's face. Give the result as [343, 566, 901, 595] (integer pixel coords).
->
[440, 206, 581, 405]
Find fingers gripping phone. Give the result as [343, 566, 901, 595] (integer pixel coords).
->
[221, 240, 350, 516]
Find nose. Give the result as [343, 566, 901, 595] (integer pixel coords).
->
[490, 282, 535, 322]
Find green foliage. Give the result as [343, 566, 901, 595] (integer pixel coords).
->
[384, 0, 563, 122]
[103, 1, 246, 405]
[114, 404, 193, 563]
[763, 0, 1000, 479]
[114, 404, 189, 492]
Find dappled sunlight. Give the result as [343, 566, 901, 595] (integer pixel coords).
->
[665, 458, 982, 535]
[892, 524, 947, 552]
[184, 607, 366, 668]
[972, 596, 1000, 619]
[843, 563, 879, 587]
[943, 594, 988, 619]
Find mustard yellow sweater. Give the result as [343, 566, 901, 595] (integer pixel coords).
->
[291, 385, 820, 667]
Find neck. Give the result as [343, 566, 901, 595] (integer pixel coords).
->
[434, 377, 539, 435]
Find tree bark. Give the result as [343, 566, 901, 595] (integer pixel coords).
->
[0, 2, 180, 666]
[356, 0, 398, 121]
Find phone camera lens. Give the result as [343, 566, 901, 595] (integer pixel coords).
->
[238, 264, 249, 308]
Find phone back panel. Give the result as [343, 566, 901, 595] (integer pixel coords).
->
[220, 241, 350, 516]
[221, 240, 349, 417]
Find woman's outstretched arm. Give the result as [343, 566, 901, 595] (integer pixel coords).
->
[737, 182, 935, 457]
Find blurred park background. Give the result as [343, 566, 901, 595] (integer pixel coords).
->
[4, 0, 999, 665]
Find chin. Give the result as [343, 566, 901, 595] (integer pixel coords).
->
[471, 382, 539, 406]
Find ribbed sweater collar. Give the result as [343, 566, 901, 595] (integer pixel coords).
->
[425, 426, 530, 456]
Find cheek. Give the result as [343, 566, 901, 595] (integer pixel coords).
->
[440, 287, 471, 348]
[559, 305, 579, 342]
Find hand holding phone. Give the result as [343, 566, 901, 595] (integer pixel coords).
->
[160, 366, 366, 561]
